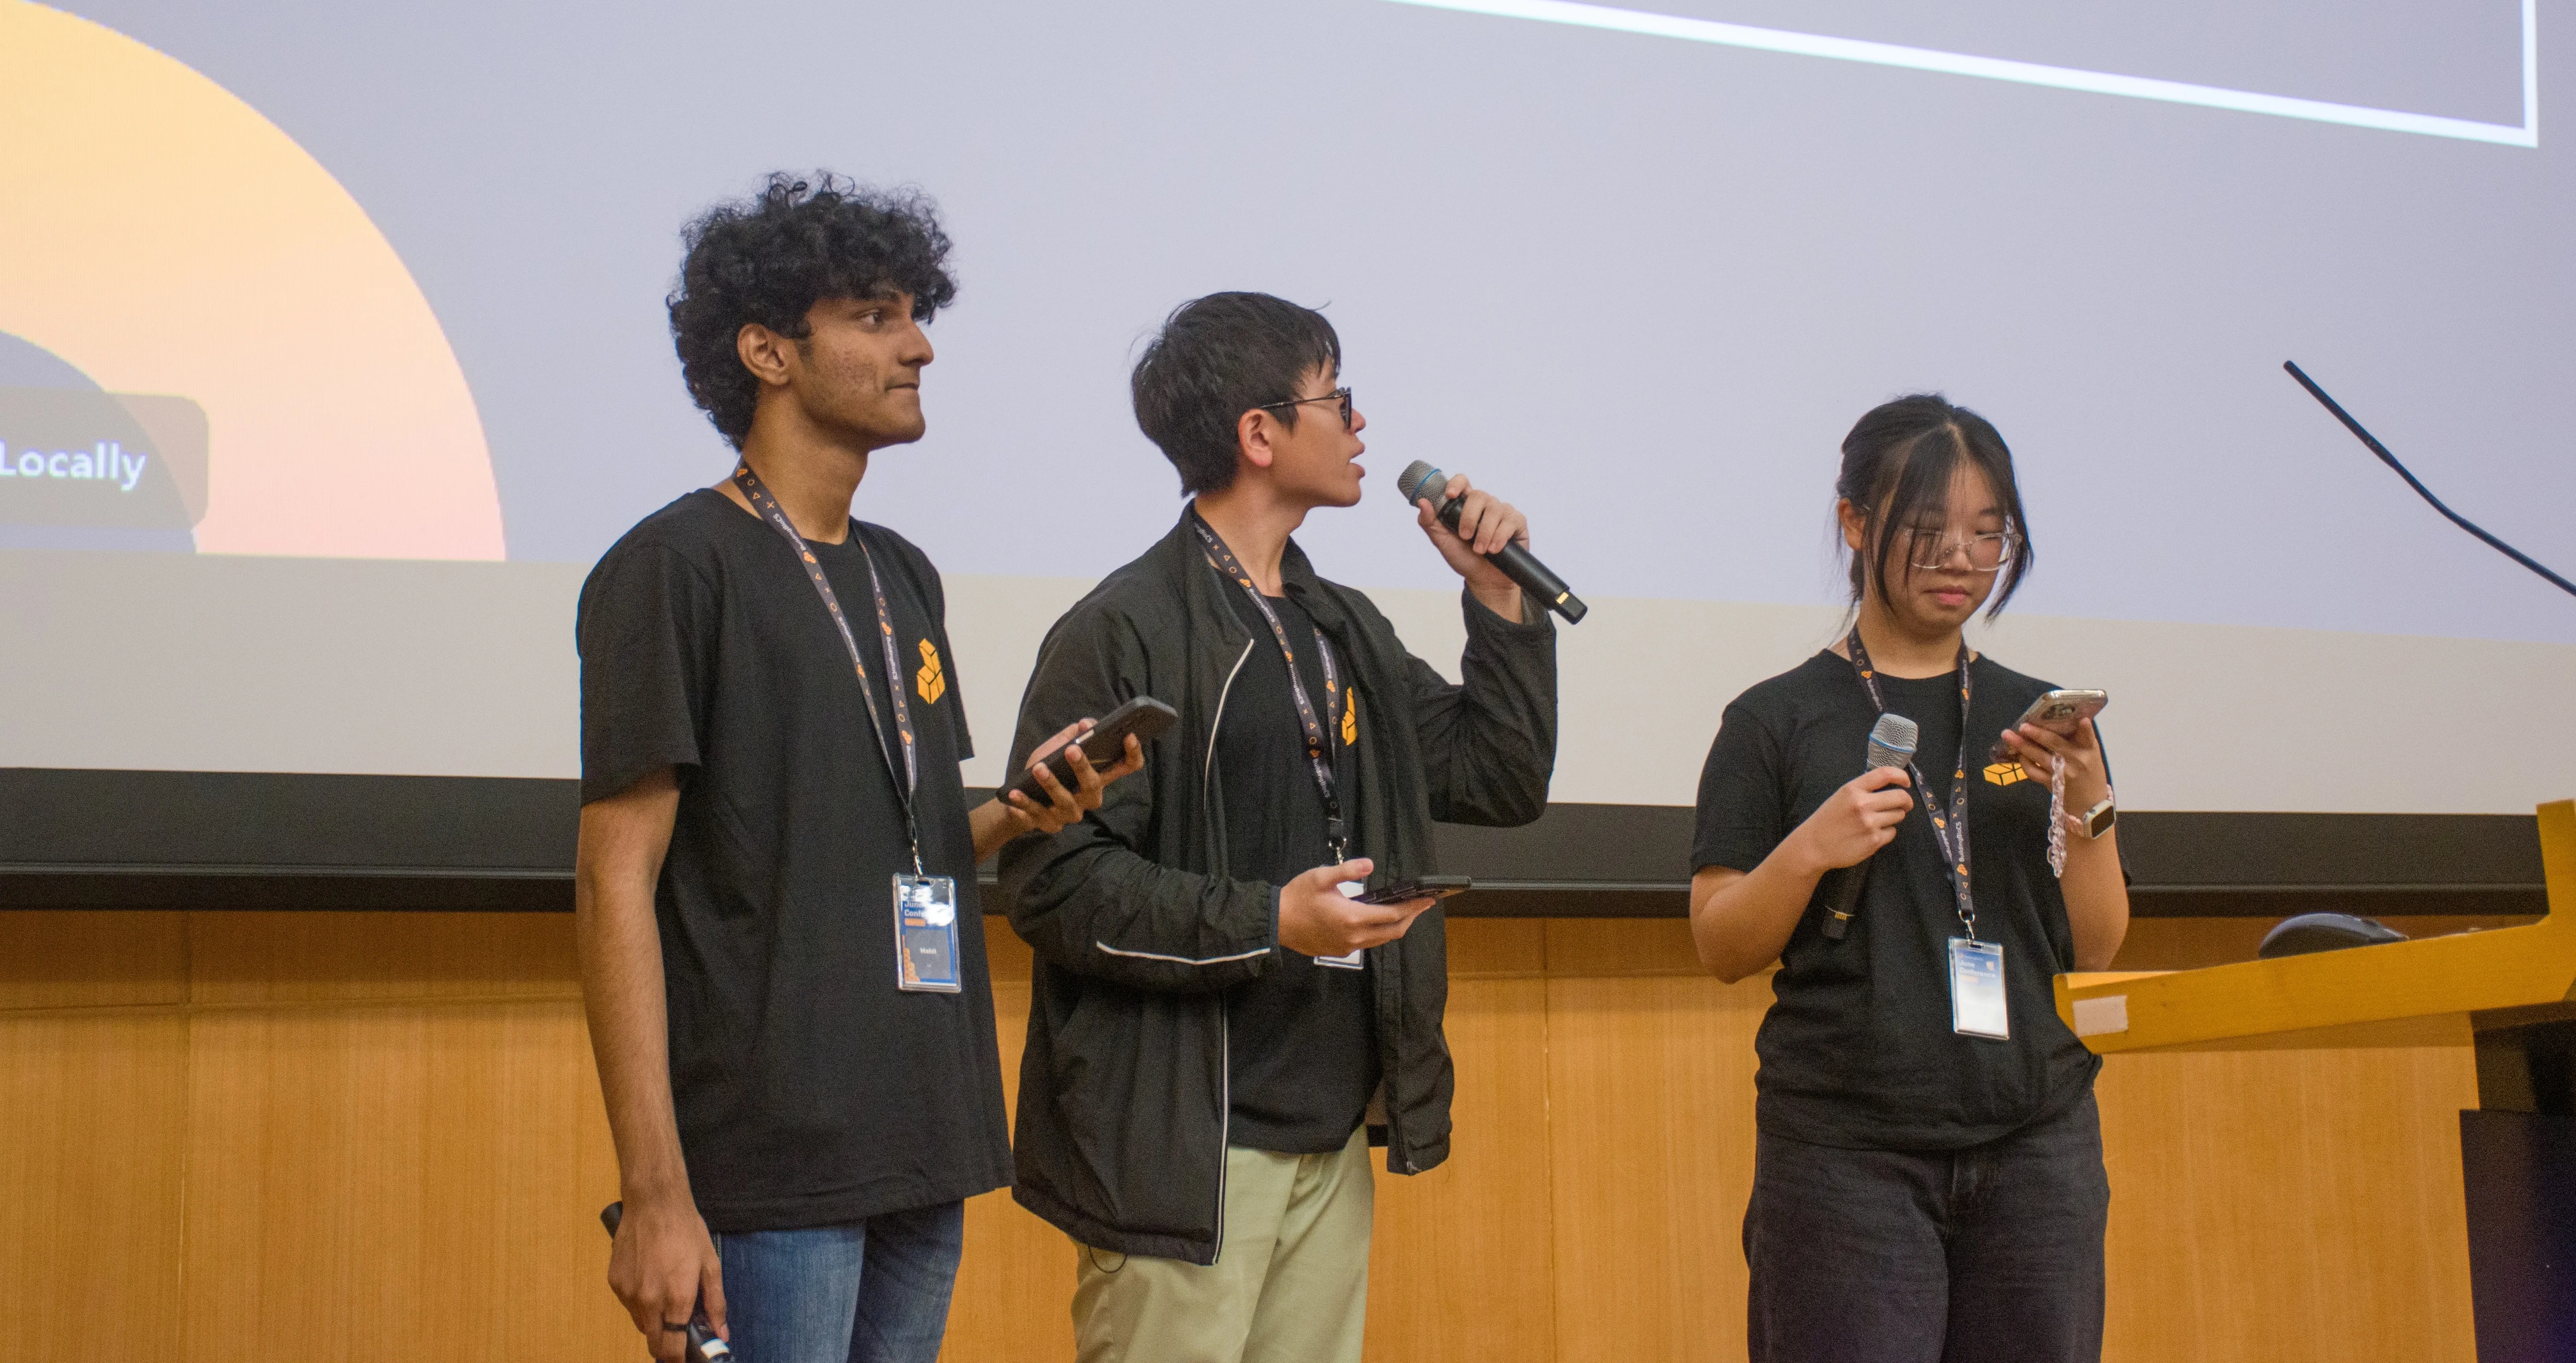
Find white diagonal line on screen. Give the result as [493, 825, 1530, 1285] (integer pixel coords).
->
[1383, 0, 2540, 148]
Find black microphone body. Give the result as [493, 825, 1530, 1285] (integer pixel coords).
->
[1397, 461, 1587, 623]
[1820, 851, 1872, 943]
[1821, 714, 1920, 942]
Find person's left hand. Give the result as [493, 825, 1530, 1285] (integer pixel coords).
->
[1002, 719, 1145, 836]
[1999, 716, 2109, 813]
[1415, 471, 1528, 615]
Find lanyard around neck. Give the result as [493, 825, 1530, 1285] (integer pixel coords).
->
[1845, 626, 1978, 940]
[733, 465, 924, 873]
[1187, 509, 1347, 862]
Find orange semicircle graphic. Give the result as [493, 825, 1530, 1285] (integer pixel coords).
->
[0, 1, 506, 559]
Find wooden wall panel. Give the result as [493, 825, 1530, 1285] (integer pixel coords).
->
[1545, 963, 1771, 1363]
[181, 997, 629, 1363]
[0, 1008, 189, 1363]
[1367, 974, 1557, 1363]
[187, 911, 581, 1006]
[1541, 918, 1700, 979]
[0, 911, 2489, 1363]
[942, 972, 1078, 1363]
[1443, 916, 1548, 978]
[0, 909, 188, 1009]
[2095, 1038, 2479, 1363]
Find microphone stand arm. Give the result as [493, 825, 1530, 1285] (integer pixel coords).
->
[2283, 360, 2576, 600]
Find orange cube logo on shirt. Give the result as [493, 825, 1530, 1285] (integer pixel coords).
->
[916, 638, 946, 705]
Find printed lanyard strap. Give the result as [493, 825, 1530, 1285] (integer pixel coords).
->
[1845, 626, 1978, 940]
[734, 465, 925, 873]
[1186, 510, 1347, 861]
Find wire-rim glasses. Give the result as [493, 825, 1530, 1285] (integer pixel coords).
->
[1905, 529, 2019, 572]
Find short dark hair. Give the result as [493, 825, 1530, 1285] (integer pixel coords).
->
[1131, 292, 1342, 495]
[667, 173, 957, 448]
[1834, 393, 2035, 620]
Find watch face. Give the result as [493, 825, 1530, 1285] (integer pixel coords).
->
[2085, 802, 2117, 838]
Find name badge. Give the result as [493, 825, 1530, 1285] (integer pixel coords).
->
[1948, 937, 2008, 1039]
[894, 873, 962, 993]
[1312, 882, 1367, 970]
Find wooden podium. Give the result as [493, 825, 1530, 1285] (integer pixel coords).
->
[2058, 799, 2576, 1055]
[2053, 798, 2576, 1362]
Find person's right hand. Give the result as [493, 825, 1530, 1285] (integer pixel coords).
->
[1276, 857, 1435, 958]
[1789, 766, 1915, 875]
[608, 1193, 727, 1362]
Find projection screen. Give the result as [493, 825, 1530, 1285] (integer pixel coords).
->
[3, 0, 2571, 817]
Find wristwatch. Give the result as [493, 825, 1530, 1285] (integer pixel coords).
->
[2077, 794, 2117, 839]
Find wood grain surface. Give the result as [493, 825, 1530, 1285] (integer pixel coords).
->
[0, 910, 2480, 1362]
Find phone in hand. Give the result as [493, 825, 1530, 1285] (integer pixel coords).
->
[1991, 688, 2108, 761]
[1005, 696, 1178, 804]
[1351, 874, 1472, 906]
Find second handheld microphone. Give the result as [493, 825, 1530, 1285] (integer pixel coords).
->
[1396, 461, 1587, 623]
[1821, 713, 1919, 942]
[601, 1202, 732, 1362]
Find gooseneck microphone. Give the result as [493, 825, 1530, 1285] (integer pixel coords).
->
[1821, 713, 1918, 942]
[1396, 461, 1588, 623]
[2284, 361, 2576, 600]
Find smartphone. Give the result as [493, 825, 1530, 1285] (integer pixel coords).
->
[1991, 688, 2108, 761]
[1005, 696, 1178, 804]
[1352, 874, 1472, 906]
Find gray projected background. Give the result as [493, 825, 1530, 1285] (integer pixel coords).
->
[0, 0, 2569, 812]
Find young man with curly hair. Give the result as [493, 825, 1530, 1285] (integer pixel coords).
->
[574, 174, 1138, 1363]
[1000, 291, 1560, 1362]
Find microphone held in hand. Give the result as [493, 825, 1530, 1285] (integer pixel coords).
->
[1822, 713, 1919, 942]
[1396, 460, 1587, 623]
[601, 1202, 732, 1362]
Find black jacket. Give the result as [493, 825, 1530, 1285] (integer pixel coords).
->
[999, 514, 1559, 1263]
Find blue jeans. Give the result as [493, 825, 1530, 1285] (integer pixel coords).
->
[712, 1202, 966, 1363]
[1744, 1093, 2109, 1363]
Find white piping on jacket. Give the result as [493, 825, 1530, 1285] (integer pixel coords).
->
[1090, 941, 1270, 966]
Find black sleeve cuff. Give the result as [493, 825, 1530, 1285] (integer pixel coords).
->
[1461, 584, 1557, 636]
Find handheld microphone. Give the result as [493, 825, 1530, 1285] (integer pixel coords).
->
[1821, 713, 1918, 942]
[1396, 461, 1587, 623]
[601, 1202, 733, 1362]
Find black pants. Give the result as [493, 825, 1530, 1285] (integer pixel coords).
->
[1744, 1092, 2109, 1363]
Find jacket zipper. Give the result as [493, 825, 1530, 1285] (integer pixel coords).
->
[1204, 636, 1255, 1257]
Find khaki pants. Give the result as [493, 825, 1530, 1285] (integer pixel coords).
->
[1073, 1129, 1374, 1363]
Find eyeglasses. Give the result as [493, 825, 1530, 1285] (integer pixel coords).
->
[1904, 529, 2019, 572]
[1254, 387, 1354, 429]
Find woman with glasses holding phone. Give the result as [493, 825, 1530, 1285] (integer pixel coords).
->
[1689, 394, 2128, 1362]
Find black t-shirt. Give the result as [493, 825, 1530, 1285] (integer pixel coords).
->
[1692, 648, 2113, 1151]
[1215, 585, 1380, 1155]
[577, 489, 1013, 1231]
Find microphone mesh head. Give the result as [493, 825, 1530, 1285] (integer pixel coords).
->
[1396, 460, 1444, 505]
[1866, 713, 1920, 768]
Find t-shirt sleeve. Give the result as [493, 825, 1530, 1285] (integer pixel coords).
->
[1692, 700, 1790, 874]
[577, 542, 714, 803]
[923, 549, 972, 763]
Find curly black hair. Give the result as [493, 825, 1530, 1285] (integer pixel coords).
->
[667, 172, 958, 448]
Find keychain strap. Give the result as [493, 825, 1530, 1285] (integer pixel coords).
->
[734, 465, 926, 874]
[1845, 627, 1977, 941]
[1187, 509, 1348, 862]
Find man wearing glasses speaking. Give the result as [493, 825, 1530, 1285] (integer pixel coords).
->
[997, 292, 1561, 1361]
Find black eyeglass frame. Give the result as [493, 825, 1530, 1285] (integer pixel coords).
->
[1252, 387, 1354, 428]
